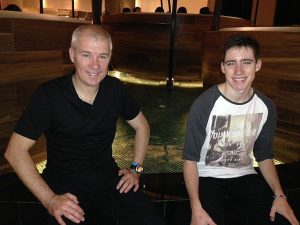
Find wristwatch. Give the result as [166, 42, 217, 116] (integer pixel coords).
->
[130, 162, 144, 174]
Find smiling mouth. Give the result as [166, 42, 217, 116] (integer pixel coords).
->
[233, 77, 246, 82]
[88, 72, 98, 76]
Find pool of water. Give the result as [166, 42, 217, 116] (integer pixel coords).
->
[113, 84, 202, 173]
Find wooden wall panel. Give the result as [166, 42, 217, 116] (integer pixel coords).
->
[102, 13, 251, 81]
[0, 51, 65, 64]
[0, 33, 14, 51]
[0, 63, 74, 83]
[12, 19, 82, 51]
[0, 83, 16, 117]
[0, 18, 12, 33]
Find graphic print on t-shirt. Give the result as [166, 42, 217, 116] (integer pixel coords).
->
[205, 113, 263, 167]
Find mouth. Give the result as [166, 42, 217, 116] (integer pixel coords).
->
[233, 77, 246, 83]
[88, 72, 99, 77]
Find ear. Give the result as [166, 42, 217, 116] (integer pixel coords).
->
[221, 62, 225, 74]
[255, 59, 262, 72]
[69, 48, 74, 63]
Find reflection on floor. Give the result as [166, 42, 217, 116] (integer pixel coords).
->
[109, 71, 203, 88]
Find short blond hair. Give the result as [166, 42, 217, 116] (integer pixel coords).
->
[70, 25, 112, 52]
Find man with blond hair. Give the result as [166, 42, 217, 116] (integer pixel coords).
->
[5, 25, 165, 225]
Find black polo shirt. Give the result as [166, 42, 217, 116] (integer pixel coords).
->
[15, 74, 140, 176]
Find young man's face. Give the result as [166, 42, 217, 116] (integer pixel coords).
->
[221, 46, 261, 94]
[69, 31, 111, 88]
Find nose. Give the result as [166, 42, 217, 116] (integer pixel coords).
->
[234, 63, 243, 75]
[90, 56, 100, 69]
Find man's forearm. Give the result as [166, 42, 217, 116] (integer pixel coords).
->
[4, 133, 55, 208]
[258, 159, 284, 195]
[128, 112, 150, 165]
[8, 150, 55, 207]
[183, 160, 202, 210]
[133, 126, 149, 164]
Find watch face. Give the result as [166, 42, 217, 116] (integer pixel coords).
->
[136, 165, 143, 173]
[130, 163, 143, 174]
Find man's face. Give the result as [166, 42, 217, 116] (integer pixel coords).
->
[221, 46, 261, 94]
[69, 32, 111, 87]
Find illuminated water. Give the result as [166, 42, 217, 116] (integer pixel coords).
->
[113, 84, 202, 173]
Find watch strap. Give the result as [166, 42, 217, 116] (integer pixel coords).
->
[130, 162, 143, 174]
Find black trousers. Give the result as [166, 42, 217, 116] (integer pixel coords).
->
[43, 167, 165, 225]
[199, 174, 290, 225]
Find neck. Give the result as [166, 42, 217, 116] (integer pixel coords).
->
[220, 83, 253, 103]
[72, 75, 99, 104]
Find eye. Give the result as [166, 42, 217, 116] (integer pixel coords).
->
[82, 53, 90, 58]
[100, 55, 108, 60]
[243, 60, 253, 65]
[226, 62, 235, 66]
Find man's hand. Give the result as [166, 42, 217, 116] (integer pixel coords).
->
[191, 207, 217, 225]
[116, 169, 140, 193]
[46, 193, 85, 225]
[270, 197, 299, 225]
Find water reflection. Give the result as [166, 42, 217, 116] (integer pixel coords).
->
[113, 84, 201, 173]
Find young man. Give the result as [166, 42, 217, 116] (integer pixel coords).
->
[5, 25, 165, 225]
[183, 34, 299, 225]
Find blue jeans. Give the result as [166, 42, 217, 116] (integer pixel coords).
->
[199, 174, 290, 225]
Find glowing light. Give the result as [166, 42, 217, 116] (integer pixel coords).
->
[135, 0, 142, 7]
[253, 159, 283, 167]
[108, 71, 202, 88]
[36, 160, 46, 173]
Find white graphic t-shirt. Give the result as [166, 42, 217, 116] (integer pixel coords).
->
[183, 85, 277, 178]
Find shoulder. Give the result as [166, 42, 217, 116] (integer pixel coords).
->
[196, 85, 219, 100]
[39, 74, 70, 92]
[103, 75, 124, 87]
[187, 85, 221, 122]
[192, 85, 220, 108]
[101, 75, 127, 92]
[28, 74, 72, 105]
[253, 89, 276, 110]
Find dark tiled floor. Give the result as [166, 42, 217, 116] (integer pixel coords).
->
[1, 162, 300, 225]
